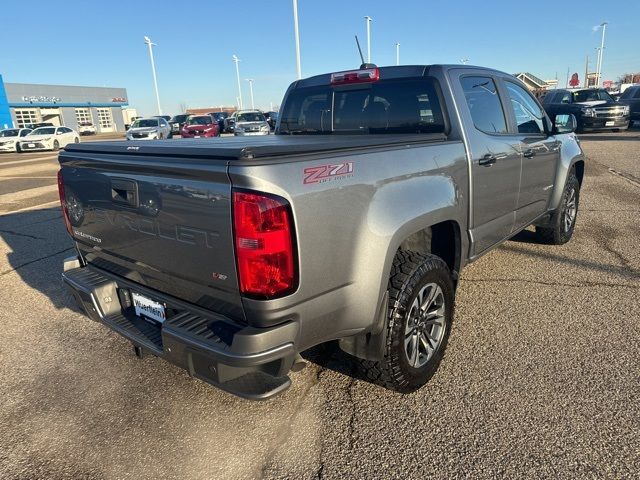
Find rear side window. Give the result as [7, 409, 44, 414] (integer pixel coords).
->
[461, 76, 507, 134]
[279, 78, 445, 134]
[505, 81, 545, 134]
[559, 92, 572, 104]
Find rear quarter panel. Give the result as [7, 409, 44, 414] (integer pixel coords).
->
[229, 141, 468, 350]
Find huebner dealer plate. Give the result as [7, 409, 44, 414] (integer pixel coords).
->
[132, 292, 166, 323]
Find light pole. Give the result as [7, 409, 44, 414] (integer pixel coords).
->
[144, 36, 162, 115]
[232, 55, 243, 110]
[597, 22, 608, 86]
[594, 47, 601, 87]
[364, 16, 372, 63]
[395, 43, 400, 66]
[292, 0, 302, 79]
[245, 79, 255, 110]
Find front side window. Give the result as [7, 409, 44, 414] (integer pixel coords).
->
[31, 127, 55, 135]
[0, 129, 19, 137]
[279, 78, 445, 135]
[461, 76, 507, 134]
[559, 92, 572, 104]
[505, 82, 545, 134]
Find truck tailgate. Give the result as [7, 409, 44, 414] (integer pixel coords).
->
[58, 150, 244, 321]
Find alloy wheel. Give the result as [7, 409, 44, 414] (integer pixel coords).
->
[404, 283, 446, 368]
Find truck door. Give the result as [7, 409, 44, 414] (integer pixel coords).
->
[500, 79, 560, 229]
[453, 73, 522, 255]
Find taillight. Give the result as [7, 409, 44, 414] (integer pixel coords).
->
[57, 169, 72, 235]
[233, 190, 297, 299]
[330, 67, 379, 85]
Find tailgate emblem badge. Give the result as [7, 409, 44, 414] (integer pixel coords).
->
[127, 146, 140, 151]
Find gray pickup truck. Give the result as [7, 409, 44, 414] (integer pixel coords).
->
[58, 64, 585, 400]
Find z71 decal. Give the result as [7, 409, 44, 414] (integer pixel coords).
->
[303, 162, 354, 184]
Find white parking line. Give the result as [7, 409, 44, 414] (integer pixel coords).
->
[0, 155, 58, 167]
[4, 199, 61, 213]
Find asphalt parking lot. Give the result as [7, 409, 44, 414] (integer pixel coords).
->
[0, 129, 639, 479]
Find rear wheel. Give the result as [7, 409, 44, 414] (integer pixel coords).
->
[536, 170, 580, 245]
[359, 251, 454, 393]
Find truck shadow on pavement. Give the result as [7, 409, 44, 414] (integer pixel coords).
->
[0, 206, 80, 313]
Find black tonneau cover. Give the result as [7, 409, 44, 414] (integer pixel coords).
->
[64, 133, 447, 161]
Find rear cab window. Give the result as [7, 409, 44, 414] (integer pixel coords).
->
[460, 76, 508, 134]
[278, 77, 446, 135]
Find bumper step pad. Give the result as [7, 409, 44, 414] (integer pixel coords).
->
[62, 262, 297, 400]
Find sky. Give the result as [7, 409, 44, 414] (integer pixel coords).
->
[1, 0, 638, 117]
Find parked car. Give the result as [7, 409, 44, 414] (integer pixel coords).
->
[169, 114, 190, 136]
[206, 112, 229, 133]
[541, 88, 630, 132]
[263, 111, 278, 130]
[19, 126, 79, 152]
[223, 112, 237, 133]
[617, 85, 640, 127]
[77, 122, 97, 136]
[180, 115, 220, 138]
[233, 110, 270, 136]
[59, 64, 584, 400]
[126, 117, 171, 140]
[0, 127, 32, 153]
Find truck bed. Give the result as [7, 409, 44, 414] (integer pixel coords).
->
[63, 133, 448, 161]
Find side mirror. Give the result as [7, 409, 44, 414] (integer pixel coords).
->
[552, 114, 577, 134]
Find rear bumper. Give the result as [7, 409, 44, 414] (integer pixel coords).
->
[62, 257, 298, 400]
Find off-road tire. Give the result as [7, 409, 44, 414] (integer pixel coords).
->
[359, 251, 455, 393]
[536, 170, 580, 245]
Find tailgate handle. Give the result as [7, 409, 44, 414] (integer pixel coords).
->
[111, 178, 138, 207]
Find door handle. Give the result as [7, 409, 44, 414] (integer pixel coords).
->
[478, 154, 497, 166]
[523, 149, 536, 158]
[111, 178, 139, 207]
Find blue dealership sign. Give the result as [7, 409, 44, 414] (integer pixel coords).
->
[0, 75, 13, 129]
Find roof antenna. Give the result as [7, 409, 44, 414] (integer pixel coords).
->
[355, 35, 376, 69]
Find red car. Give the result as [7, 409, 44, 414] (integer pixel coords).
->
[180, 115, 220, 138]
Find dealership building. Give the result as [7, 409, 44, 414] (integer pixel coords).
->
[0, 74, 129, 132]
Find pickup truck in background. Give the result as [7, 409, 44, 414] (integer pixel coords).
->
[541, 88, 630, 132]
[58, 64, 585, 400]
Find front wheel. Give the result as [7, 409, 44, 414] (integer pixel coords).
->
[74, 137, 79, 144]
[536, 170, 580, 245]
[52, 140, 60, 151]
[359, 251, 454, 393]
[15, 143, 21, 153]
